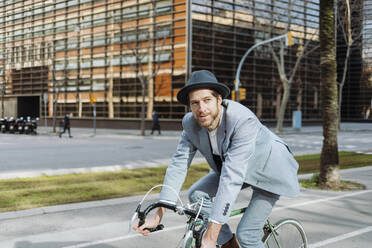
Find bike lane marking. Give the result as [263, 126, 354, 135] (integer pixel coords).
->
[60, 188, 372, 248]
[272, 188, 372, 212]
[309, 225, 372, 248]
[60, 224, 183, 248]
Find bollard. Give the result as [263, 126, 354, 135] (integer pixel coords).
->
[292, 110, 302, 131]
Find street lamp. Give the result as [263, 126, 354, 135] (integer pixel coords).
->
[234, 32, 293, 101]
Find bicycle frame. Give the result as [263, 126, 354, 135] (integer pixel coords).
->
[135, 201, 307, 248]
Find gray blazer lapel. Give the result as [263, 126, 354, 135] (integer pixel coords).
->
[217, 106, 227, 159]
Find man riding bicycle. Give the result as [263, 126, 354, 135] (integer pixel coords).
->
[135, 70, 300, 248]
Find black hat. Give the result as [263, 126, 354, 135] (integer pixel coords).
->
[177, 70, 230, 105]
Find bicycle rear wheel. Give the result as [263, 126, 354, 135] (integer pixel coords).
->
[263, 218, 308, 248]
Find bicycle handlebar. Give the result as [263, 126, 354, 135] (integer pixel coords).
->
[136, 201, 209, 233]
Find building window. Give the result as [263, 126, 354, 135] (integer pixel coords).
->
[82, 59, 91, 68]
[93, 35, 109, 47]
[156, 0, 172, 14]
[29, 45, 34, 61]
[67, 39, 78, 50]
[113, 10, 122, 23]
[93, 13, 106, 27]
[122, 30, 137, 42]
[45, 5, 54, 13]
[55, 20, 66, 33]
[82, 36, 92, 48]
[81, 15, 92, 28]
[55, 60, 65, 70]
[155, 50, 172, 62]
[68, 0, 78, 7]
[139, 4, 150, 18]
[67, 60, 77, 69]
[122, 54, 136, 65]
[113, 55, 121, 65]
[123, 6, 137, 21]
[55, 40, 66, 51]
[55, 1, 66, 10]
[15, 46, 20, 63]
[40, 42, 45, 60]
[67, 18, 79, 31]
[47, 43, 53, 59]
[14, 29, 23, 40]
[92, 79, 105, 91]
[22, 46, 26, 62]
[34, 25, 43, 37]
[156, 25, 172, 39]
[45, 23, 54, 35]
[92, 57, 106, 67]
[138, 29, 149, 41]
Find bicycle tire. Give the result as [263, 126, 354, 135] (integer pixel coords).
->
[263, 218, 308, 248]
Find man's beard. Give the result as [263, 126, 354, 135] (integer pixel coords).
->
[196, 106, 220, 130]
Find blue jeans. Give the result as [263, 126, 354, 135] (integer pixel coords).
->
[188, 172, 279, 248]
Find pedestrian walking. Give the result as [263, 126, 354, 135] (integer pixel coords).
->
[59, 114, 73, 138]
[151, 111, 161, 135]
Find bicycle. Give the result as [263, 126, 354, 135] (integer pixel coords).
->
[130, 186, 308, 248]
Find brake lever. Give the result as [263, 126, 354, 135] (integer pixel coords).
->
[137, 205, 165, 233]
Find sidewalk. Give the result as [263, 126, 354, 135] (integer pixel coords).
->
[37, 122, 372, 138]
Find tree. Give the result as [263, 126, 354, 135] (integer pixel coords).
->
[1, 58, 5, 117]
[319, 0, 340, 189]
[270, 34, 318, 133]
[246, 0, 319, 132]
[51, 71, 63, 133]
[122, 26, 168, 136]
[336, 0, 363, 127]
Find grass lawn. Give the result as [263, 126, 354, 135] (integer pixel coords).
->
[0, 151, 371, 213]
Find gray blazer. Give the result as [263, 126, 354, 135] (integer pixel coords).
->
[160, 100, 300, 223]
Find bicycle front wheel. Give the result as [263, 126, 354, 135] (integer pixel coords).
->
[263, 218, 308, 248]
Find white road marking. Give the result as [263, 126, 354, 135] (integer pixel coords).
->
[309, 225, 372, 248]
[272, 189, 372, 212]
[61, 189, 372, 248]
[61, 225, 183, 248]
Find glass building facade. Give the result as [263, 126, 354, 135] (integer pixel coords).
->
[0, 0, 369, 125]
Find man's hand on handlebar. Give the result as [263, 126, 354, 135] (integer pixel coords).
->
[133, 207, 166, 236]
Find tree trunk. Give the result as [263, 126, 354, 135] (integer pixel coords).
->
[276, 82, 290, 133]
[275, 85, 282, 119]
[338, 45, 351, 129]
[140, 83, 146, 136]
[52, 92, 59, 133]
[319, 0, 340, 189]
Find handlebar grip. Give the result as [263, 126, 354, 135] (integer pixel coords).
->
[144, 224, 164, 233]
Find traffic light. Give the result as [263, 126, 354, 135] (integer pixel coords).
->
[89, 93, 97, 104]
[239, 88, 246, 100]
[286, 31, 294, 46]
[231, 88, 246, 101]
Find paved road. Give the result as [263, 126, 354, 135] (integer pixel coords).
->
[0, 167, 371, 248]
[1, 123, 372, 179]
[0, 123, 371, 247]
